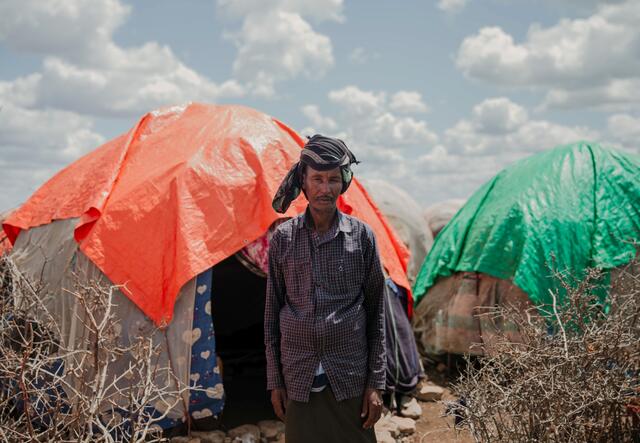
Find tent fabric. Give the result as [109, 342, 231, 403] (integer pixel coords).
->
[188, 269, 225, 422]
[414, 142, 640, 308]
[3, 103, 411, 325]
[384, 280, 422, 393]
[422, 199, 465, 239]
[0, 209, 13, 256]
[360, 179, 433, 285]
[8, 219, 220, 423]
[412, 272, 532, 355]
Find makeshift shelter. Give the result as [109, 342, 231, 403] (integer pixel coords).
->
[360, 179, 433, 285]
[3, 103, 412, 429]
[412, 142, 640, 356]
[422, 199, 465, 239]
[0, 209, 13, 257]
[359, 179, 430, 395]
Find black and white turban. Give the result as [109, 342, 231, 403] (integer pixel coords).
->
[272, 134, 359, 213]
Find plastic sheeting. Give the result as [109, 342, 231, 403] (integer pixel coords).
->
[8, 219, 218, 424]
[414, 142, 640, 308]
[360, 179, 433, 285]
[4, 103, 411, 325]
[412, 272, 532, 355]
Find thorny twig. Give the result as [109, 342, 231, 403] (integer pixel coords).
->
[453, 258, 640, 443]
[0, 255, 189, 442]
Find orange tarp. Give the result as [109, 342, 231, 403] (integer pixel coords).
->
[3, 103, 411, 325]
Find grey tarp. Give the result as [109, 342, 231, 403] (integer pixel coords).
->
[9, 219, 196, 422]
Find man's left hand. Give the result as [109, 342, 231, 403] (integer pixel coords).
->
[360, 388, 383, 429]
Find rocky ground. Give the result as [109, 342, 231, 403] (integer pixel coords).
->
[170, 379, 472, 443]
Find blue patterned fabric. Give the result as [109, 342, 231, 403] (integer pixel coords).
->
[187, 269, 225, 420]
[150, 268, 225, 430]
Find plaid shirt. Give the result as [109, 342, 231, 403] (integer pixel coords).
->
[264, 207, 386, 402]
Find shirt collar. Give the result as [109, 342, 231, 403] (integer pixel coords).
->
[299, 206, 352, 233]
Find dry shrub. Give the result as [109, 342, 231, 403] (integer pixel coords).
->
[452, 260, 640, 443]
[0, 256, 185, 442]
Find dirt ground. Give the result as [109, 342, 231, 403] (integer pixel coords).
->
[409, 359, 474, 443]
[411, 387, 473, 443]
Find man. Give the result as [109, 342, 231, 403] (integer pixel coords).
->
[265, 135, 386, 443]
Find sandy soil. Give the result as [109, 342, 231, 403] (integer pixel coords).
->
[411, 388, 473, 443]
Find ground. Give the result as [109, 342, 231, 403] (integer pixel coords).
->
[411, 387, 472, 443]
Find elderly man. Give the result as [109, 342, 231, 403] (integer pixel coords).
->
[265, 135, 386, 442]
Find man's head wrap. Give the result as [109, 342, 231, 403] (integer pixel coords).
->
[272, 134, 359, 213]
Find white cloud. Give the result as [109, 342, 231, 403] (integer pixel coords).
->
[437, 0, 469, 13]
[456, 0, 640, 110]
[0, 0, 245, 118]
[607, 113, 640, 150]
[389, 91, 429, 114]
[32, 54, 244, 118]
[0, 0, 246, 210]
[472, 97, 528, 134]
[228, 11, 334, 97]
[327, 86, 438, 147]
[445, 97, 599, 155]
[328, 86, 386, 115]
[299, 93, 603, 206]
[218, 0, 342, 97]
[0, 0, 129, 64]
[300, 86, 439, 203]
[0, 101, 105, 210]
[217, 0, 344, 23]
[301, 105, 337, 131]
[541, 78, 640, 111]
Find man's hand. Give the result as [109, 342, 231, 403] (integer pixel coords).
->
[271, 388, 288, 421]
[360, 388, 383, 429]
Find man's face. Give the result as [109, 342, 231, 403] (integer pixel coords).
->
[302, 166, 342, 212]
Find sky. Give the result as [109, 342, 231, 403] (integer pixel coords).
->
[1, 0, 639, 212]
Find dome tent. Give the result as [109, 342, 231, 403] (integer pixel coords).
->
[358, 179, 432, 395]
[359, 178, 433, 285]
[412, 142, 640, 355]
[422, 199, 465, 239]
[3, 103, 412, 430]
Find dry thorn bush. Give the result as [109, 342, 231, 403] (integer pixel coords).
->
[452, 259, 640, 443]
[0, 256, 186, 442]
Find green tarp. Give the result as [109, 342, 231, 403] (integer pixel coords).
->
[413, 142, 640, 307]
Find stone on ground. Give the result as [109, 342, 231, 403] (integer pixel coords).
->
[399, 396, 422, 419]
[416, 383, 444, 402]
[375, 414, 400, 437]
[192, 430, 226, 443]
[375, 429, 395, 443]
[257, 420, 285, 440]
[227, 424, 261, 442]
[390, 416, 416, 435]
[170, 438, 200, 443]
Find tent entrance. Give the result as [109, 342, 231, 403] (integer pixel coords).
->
[210, 255, 276, 427]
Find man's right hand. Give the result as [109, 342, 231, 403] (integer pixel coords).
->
[271, 388, 288, 421]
